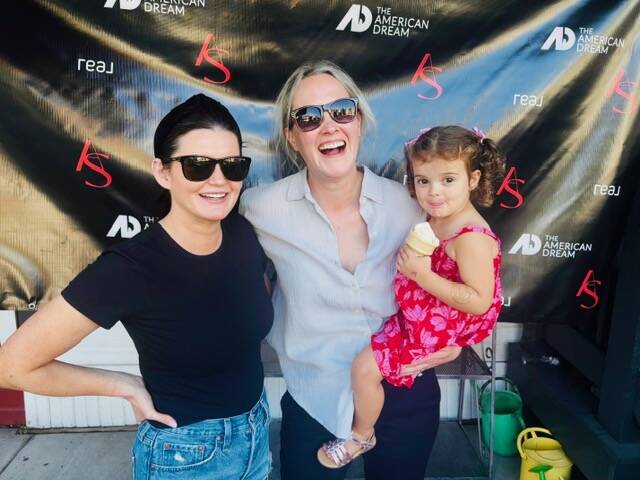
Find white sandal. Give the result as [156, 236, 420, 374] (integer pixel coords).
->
[317, 431, 377, 469]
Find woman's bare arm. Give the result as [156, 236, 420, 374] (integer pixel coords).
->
[0, 296, 176, 427]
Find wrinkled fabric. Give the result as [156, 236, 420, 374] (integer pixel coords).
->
[372, 225, 502, 388]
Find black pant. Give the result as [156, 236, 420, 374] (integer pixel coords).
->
[279, 369, 440, 480]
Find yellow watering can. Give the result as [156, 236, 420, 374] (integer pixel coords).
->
[517, 427, 573, 480]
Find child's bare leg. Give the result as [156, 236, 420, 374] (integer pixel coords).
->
[352, 345, 384, 440]
[317, 345, 383, 468]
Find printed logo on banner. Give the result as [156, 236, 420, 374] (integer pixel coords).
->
[607, 69, 638, 114]
[106, 215, 158, 238]
[541, 26, 624, 55]
[337, 4, 372, 32]
[411, 53, 443, 100]
[593, 184, 621, 197]
[104, 0, 141, 10]
[576, 269, 601, 309]
[195, 33, 231, 84]
[501, 296, 511, 307]
[104, 0, 206, 16]
[107, 215, 141, 238]
[513, 94, 543, 108]
[508, 233, 541, 256]
[509, 233, 592, 258]
[75, 139, 112, 189]
[497, 166, 525, 209]
[77, 58, 114, 75]
[541, 27, 575, 51]
[336, 4, 429, 38]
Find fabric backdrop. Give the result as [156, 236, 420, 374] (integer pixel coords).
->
[1, 1, 639, 338]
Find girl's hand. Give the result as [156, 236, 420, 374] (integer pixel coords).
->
[121, 373, 177, 428]
[400, 346, 462, 377]
[396, 245, 432, 281]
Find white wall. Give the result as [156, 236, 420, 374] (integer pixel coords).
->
[1, 310, 522, 427]
[1, 312, 139, 428]
[0, 310, 17, 341]
[24, 322, 140, 428]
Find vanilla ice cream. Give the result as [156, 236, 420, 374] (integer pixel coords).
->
[405, 222, 440, 255]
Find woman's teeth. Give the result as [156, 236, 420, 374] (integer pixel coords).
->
[200, 193, 226, 199]
[319, 140, 346, 154]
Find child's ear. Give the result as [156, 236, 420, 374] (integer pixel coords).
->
[469, 169, 481, 190]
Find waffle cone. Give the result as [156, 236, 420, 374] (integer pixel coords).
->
[405, 231, 438, 256]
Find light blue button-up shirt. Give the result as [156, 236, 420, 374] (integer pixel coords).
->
[240, 166, 424, 437]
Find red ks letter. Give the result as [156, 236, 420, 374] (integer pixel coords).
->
[195, 33, 231, 84]
[496, 166, 525, 209]
[576, 269, 601, 310]
[411, 53, 443, 100]
[75, 139, 112, 188]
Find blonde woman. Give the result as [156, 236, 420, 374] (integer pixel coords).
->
[240, 61, 461, 480]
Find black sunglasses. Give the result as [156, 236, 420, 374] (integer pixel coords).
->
[165, 155, 251, 182]
[289, 97, 359, 132]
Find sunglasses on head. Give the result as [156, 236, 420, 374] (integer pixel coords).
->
[289, 97, 359, 132]
[165, 155, 251, 182]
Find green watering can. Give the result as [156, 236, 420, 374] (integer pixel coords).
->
[478, 377, 525, 456]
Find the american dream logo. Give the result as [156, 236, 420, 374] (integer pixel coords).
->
[337, 4, 429, 38]
[541, 26, 624, 55]
[509, 233, 592, 258]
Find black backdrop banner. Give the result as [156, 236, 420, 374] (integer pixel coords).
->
[1, 1, 639, 332]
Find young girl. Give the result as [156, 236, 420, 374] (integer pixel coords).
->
[318, 125, 506, 469]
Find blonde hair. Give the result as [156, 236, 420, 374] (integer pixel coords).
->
[274, 60, 375, 170]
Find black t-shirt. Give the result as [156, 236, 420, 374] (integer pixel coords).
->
[62, 212, 273, 426]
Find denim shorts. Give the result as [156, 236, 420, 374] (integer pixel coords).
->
[132, 389, 271, 479]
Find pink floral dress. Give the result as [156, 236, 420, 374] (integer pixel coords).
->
[371, 225, 502, 388]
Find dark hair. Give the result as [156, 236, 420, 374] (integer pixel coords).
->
[405, 125, 506, 207]
[153, 94, 242, 216]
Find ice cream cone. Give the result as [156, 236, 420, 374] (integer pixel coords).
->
[405, 222, 439, 256]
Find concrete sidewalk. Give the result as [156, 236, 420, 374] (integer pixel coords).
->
[0, 428, 134, 480]
[0, 422, 520, 479]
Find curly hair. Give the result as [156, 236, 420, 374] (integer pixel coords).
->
[405, 125, 506, 207]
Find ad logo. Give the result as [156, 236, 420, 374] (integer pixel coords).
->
[75, 139, 112, 189]
[497, 166, 525, 209]
[576, 269, 601, 309]
[508, 233, 541, 256]
[106, 215, 157, 238]
[107, 215, 141, 239]
[336, 4, 373, 33]
[104, 0, 141, 9]
[607, 69, 637, 114]
[195, 33, 231, 84]
[411, 53, 443, 101]
[541, 26, 576, 51]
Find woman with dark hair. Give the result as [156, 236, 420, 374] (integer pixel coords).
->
[0, 94, 273, 479]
